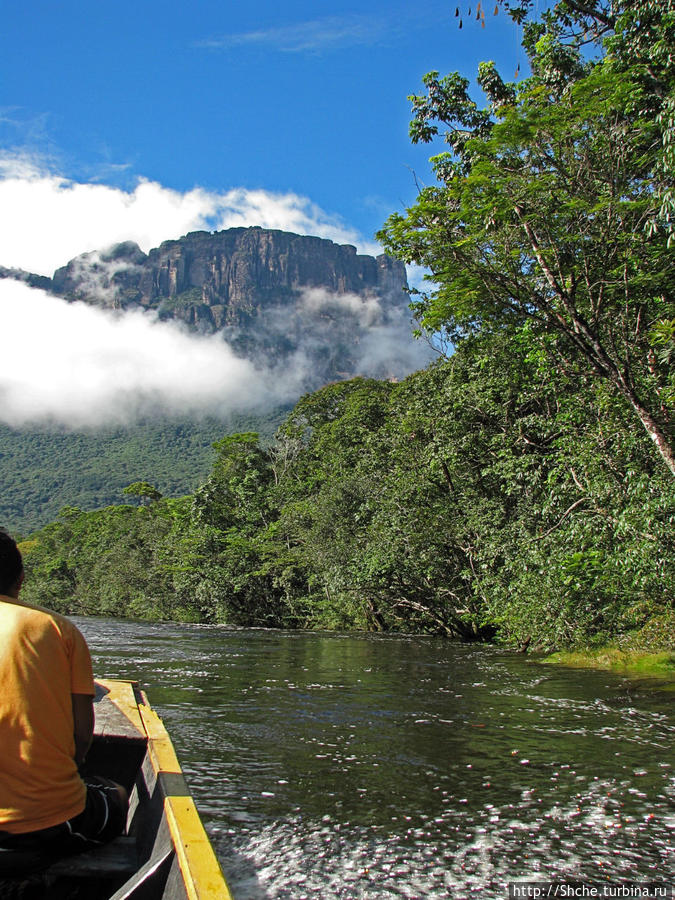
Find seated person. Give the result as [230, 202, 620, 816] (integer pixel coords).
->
[0, 531, 128, 865]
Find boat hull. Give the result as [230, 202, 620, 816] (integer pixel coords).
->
[0, 679, 233, 899]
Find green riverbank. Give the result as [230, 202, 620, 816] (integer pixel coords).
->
[540, 648, 675, 680]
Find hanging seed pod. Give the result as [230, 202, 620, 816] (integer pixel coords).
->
[494, 3, 498, 13]
[514, 62, 520, 78]
[476, 9, 481, 19]
[455, 6, 459, 15]
[459, 18, 463, 28]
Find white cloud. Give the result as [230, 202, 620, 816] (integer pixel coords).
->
[0, 277, 431, 428]
[196, 15, 391, 54]
[299, 287, 384, 328]
[0, 153, 375, 277]
[0, 154, 428, 428]
[0, 281, 301, 428]
[211, 187, 373, 251]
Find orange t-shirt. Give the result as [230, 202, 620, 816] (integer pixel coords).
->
[0, 595, 95, 833]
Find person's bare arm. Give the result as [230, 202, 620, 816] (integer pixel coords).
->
[72, 693, 94, 767]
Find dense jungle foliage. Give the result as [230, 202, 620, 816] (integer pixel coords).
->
[0, 409, 287, 534]
[20, 346, 674, 649]
[16, 0, 675, 649]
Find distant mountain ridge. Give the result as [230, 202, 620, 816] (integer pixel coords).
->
[1, 227, 411, 386]
[51, 227, 407, 326]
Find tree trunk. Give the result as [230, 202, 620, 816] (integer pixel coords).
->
[621, 385, 675, 477]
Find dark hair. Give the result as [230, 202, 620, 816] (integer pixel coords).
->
[0, 531, 23, 594]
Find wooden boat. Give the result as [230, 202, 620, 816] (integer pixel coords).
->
[0, 679, 234, 899]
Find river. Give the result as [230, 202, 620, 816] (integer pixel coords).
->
[75, 617, 674, 899]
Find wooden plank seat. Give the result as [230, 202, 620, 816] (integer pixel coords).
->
[46, 835, 139, 879]
[0, 835, 139, 900]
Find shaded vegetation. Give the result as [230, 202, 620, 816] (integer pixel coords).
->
[0, 409, 288, 534]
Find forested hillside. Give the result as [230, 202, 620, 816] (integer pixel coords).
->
[16, 0, 675, 651]
[0, 409, 287, 534]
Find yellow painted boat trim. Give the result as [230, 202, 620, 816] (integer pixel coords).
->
[165, 796, 234, 900]
[135, 690, 233, 899]
[137, 697, 183, 775]
[96, 678, 233, 898]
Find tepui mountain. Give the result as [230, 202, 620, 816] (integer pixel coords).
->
[1, 227, 413, 387]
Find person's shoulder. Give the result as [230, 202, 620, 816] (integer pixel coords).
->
[0, 595, 81, 638]
[1, 594, 58, 619]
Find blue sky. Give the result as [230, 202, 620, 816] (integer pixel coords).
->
[0, 0, 525, 268]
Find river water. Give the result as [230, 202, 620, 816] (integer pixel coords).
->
[75, 617, 674, 899]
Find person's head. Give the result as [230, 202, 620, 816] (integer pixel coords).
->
[0, 531, 24, 597]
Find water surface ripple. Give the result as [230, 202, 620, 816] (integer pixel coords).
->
[76, 618, 674, 899]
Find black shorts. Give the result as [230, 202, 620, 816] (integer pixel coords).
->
[0, 775, 128, 859]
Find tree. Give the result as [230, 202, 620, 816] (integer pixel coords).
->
[122, 481, 163, 505]
[379, 2, 675, 475]
[273, 380, 398, 631]
[187, 433, 293, 626]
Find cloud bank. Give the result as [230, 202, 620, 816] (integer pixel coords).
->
[0, 279, 431, 429]
[0, 153, 430, 429]
[0, 281, 304, 428]
[0, 154, 373, 277]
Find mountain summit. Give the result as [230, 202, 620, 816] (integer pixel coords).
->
[52, 227, 407, 324]
[5, 227, 416, 386]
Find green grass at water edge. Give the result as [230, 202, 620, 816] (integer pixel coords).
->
[540, 648, 675, 679]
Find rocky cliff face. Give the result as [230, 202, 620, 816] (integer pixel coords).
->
[10, 227, 421, 386]
[51, 227, 407, 330]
